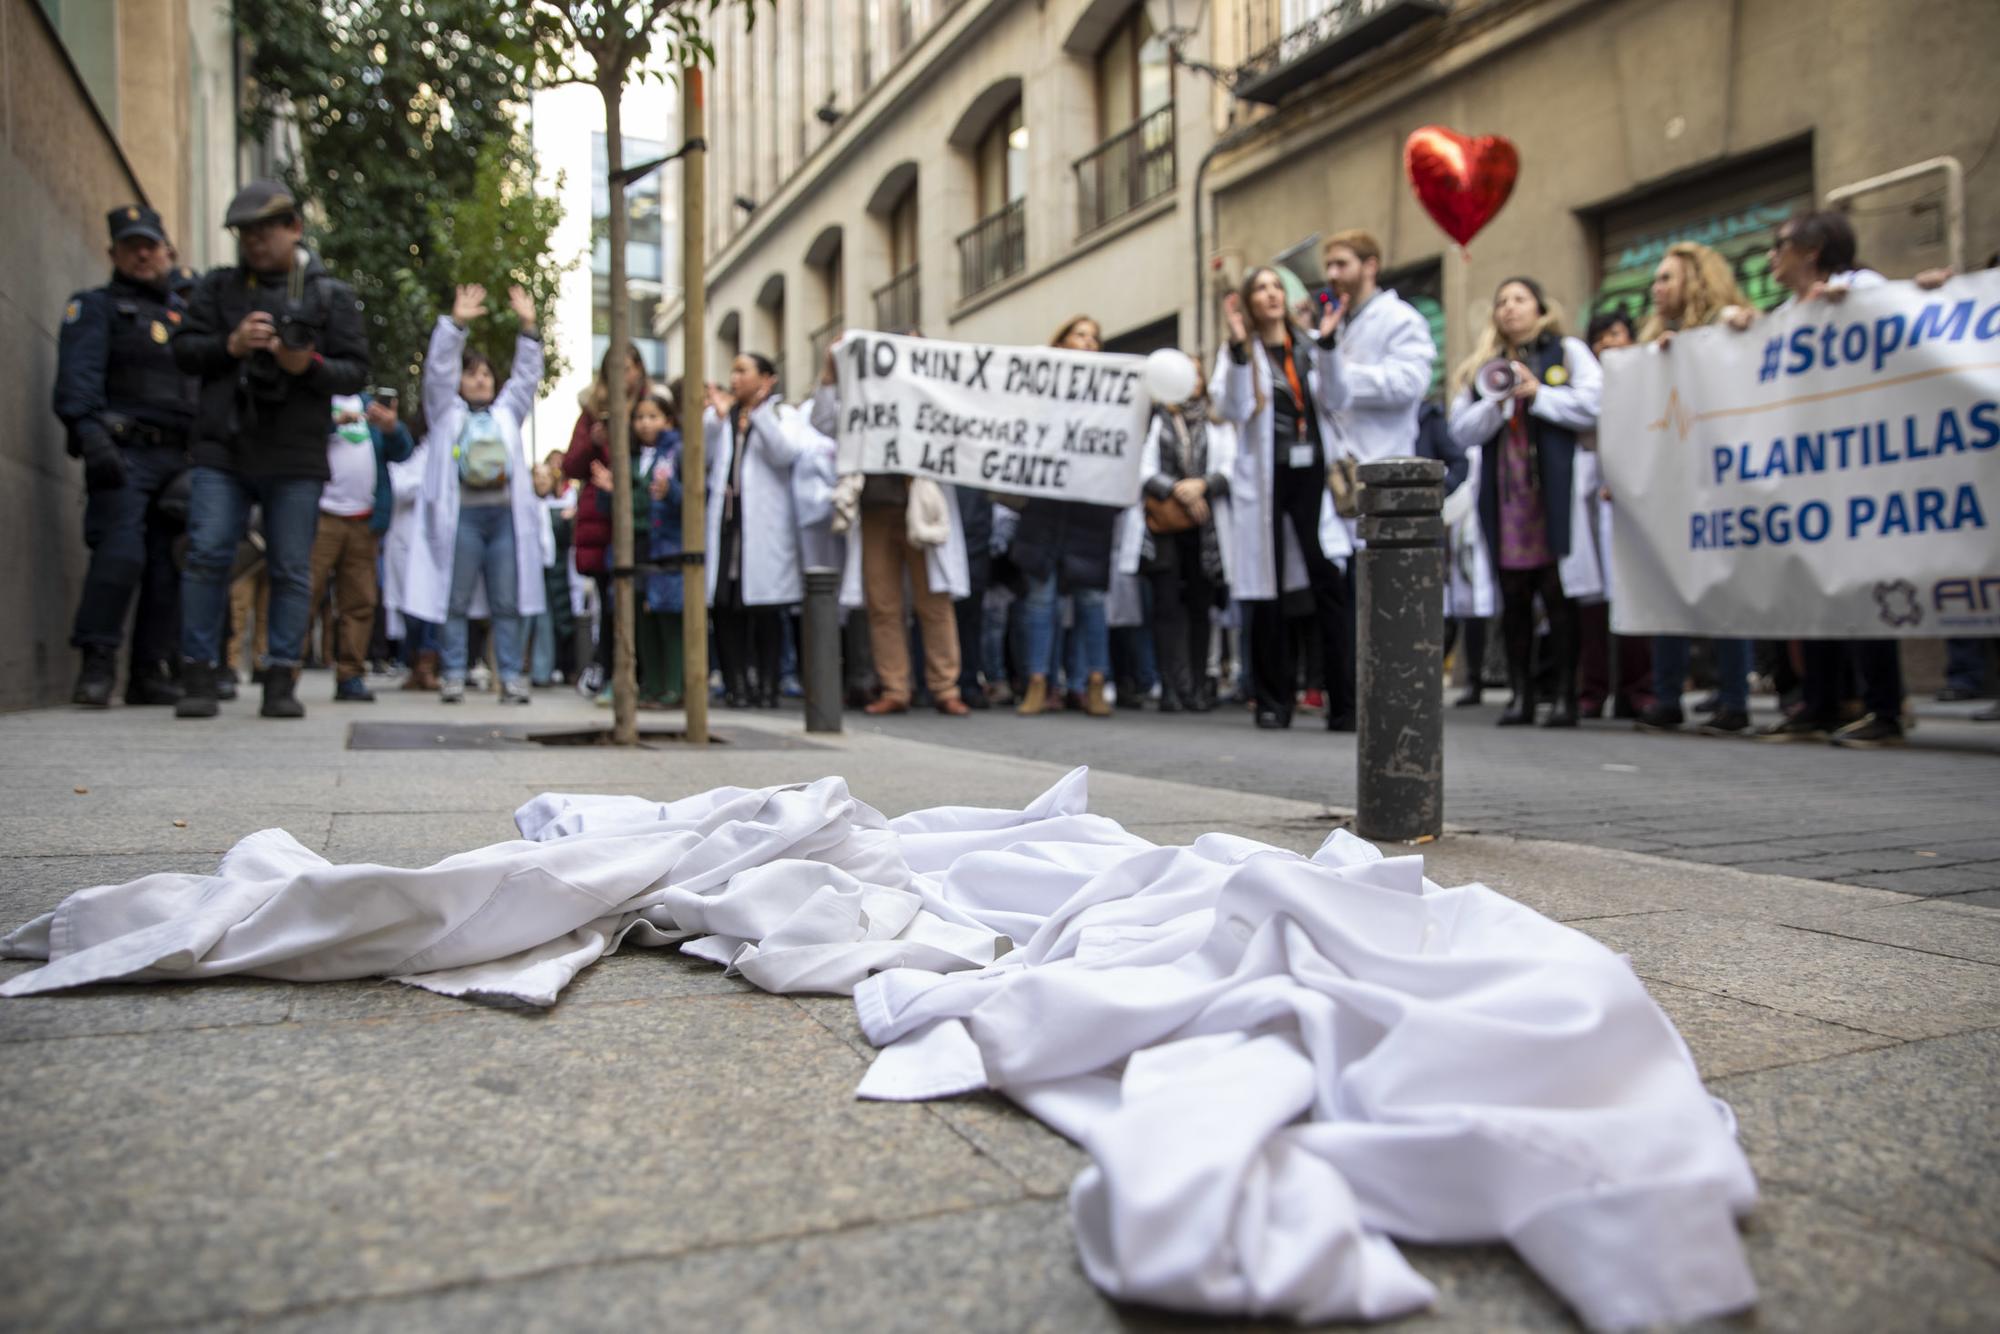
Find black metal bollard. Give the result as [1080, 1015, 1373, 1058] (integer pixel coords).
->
[801, 567, 844, 734]
[1355, 458, 1446, 842]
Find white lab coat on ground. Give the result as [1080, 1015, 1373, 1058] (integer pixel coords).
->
[704, 399, 812, 607]
[2, 767, 1757, 1333]
[1212, 343, 1352, 602]
[401, 319, 548, 625]
[1446, 335, 1605, 600]
[1115, 412, 1240, 585]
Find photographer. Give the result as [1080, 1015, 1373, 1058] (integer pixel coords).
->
[169, 181, 370, 719]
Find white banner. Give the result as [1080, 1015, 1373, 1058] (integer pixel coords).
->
[1600, 271, 2000, 638]
[832, 330, 1149, 506]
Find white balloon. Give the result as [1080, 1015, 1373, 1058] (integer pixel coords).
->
[1143, 348, 1198, 405]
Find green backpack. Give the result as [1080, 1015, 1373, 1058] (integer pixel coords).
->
[454, 410, 510, 490]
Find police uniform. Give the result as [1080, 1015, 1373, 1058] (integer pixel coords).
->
[54, 204, 199, 707]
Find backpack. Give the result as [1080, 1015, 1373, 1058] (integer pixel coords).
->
[454, 409, 509, 490]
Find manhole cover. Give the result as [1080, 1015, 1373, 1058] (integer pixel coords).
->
[346, 723, 824, 751]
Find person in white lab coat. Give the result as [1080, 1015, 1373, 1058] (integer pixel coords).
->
[1447, 278, 1604, 728]
[404, 284, 547, 704]
[1214, 269, 1355, 731]
[704, 352, 808, 708]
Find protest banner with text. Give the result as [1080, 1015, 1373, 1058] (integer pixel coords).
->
[1600, 270, 2000, 638]
[832, 330, 1150, 506]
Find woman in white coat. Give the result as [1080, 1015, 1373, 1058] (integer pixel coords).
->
[1117, 354, 1237, 711]
[1213, 268, 1356, 731]
[1446, 277, 1603, 728]
[406, 284, 547, 704]
[704, 352, 808, 708]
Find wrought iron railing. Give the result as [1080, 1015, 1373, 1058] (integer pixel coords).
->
[1235, 0, 1446, 102]
[808, 314, 845, 370]
[956, 199, 1027, 300]
[1074, 104, 1176, 236]
[872, 267, 921, 334]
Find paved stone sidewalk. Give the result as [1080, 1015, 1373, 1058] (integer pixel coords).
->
[0, 689, 1994, 1331]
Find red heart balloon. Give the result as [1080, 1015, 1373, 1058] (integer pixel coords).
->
[1404, 126, 1519, 249]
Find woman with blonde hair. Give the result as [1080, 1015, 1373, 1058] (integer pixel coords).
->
[1447, 277, 1603, 727]
[1010, 315, 1120, 717]
[1634, 241, 1754, 735]
[1637, 241, 1750, 343]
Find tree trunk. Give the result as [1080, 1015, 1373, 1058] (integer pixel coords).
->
[603, 80, 639, 745]
[679, 65, 709, 746]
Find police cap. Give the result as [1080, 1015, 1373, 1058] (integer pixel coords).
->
[223, 179, 301, 230]
[107, 203, 167, 246]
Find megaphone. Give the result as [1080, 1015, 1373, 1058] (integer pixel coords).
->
[1475, 358, 1521, 400]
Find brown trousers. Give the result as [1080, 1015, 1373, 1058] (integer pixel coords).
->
[229, 570, 269, 672]
[307, 514, 380, 682]
[860, 505, 960, 703]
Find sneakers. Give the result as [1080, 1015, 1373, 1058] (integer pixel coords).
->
[576, 663, 606, 697]
[1757, 713, 1833, 743]
[1698, 708, 1750, 736]
[1830, 712, 1905, 749]
[439, 679, 466, 704]
[334, 677, 375, 703]
[498, 680, 532, 705]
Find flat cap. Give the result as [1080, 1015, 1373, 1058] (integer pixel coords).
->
[223, 179, 300, 229]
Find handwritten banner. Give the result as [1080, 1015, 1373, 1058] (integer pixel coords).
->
[1599, 270, 2000, 638]
[832, 330, 1149, 506]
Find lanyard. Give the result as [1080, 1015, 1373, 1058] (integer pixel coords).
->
[1269, 327, 1307, 421]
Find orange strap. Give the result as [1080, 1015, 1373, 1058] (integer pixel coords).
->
[1276, 326, 1307, 419]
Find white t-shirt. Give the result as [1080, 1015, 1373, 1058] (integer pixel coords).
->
[321, 394, 377, 518]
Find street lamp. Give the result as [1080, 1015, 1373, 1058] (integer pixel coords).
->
[1144, 0, 1234, 85]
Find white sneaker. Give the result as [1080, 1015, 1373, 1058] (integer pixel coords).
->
[440, 680, 465, 704]
[499, 680, 532, 705]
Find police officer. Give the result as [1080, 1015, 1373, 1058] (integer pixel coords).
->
[54, 204, 199, 708]
[171, 180, 371, 719]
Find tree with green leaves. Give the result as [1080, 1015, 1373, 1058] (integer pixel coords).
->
[516, 0, 755, 745]
[237, 0, 575, 398]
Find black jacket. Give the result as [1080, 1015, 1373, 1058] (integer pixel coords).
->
[53, 273, 199, 451]
[1010, 497, 1118, 594]
[172, 250, 370, 480]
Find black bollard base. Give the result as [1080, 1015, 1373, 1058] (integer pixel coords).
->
[1355, 458, 1446, 842]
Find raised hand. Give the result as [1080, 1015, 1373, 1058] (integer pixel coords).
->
[1317, 293, 1345, 340]
[507, 284, 538, 333]
[1223, 292, 1248, 347]
[452, 284, 488, 327]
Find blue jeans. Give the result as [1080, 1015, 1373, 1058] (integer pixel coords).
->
[181, 466, 321, 668]
[529, 609, 557, 684]
[1653, 635, 1751, 713]
[401, 615, 437, 664]
[1025, 575, 1107, 680]
[444, 504, 524, 683]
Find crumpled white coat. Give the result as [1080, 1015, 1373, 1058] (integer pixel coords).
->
[0, 769, 1756, 1332]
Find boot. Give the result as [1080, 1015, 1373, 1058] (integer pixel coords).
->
[214, 666, 239, 701]
[1496, 659, 1536, 726]
[1453, 684, 1484, 707]
[1084, 673, 1113, 718]
[175, 660, 220, 718]
[1115, 676, 1144, 709]
[124, 658, 183, 707]
[260, 667, 306, 719]
[1016, 674, 1049, 716]
[1542, 664, 1579, 728]
[71, 645, 118, 708]
[402, 649, 440, 691]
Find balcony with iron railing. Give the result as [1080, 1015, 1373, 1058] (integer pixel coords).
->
[956, 199, 1027, 301]
[1074, 104, 1176, 237]
[873, 267, 921, 334]
[809, 313, 845, 369]
[1235, 0, 1448, 105]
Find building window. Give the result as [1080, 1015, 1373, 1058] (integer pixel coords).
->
[592, 132, 667, 377]
[961, 100, 1028, 299]
[810, 244, 845, 369]
[1075, 6, 1175, 235]
[975, 99, 1027, 217]
[889, 188, 919, 277]
[1591, 150, 1814, 323]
